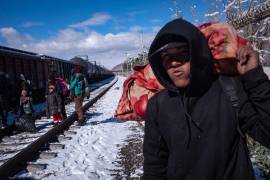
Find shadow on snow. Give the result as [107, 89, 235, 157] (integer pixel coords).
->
[88, 117, 125, 126]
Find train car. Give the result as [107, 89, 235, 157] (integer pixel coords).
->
[0, 46, 114, 105]
[0, 46, 76, 104]
[70, 56, 114, 83]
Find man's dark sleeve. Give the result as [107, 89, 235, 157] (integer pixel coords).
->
[239, 67, 270, 148]
[143, 96, 168, 180]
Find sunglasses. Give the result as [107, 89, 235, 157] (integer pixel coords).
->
[161, 51, 190, 64]
[49, 87, 55, 90]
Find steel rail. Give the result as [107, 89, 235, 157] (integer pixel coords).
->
[0, 78, 118, 178]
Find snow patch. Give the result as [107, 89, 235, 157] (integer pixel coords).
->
[263, 67, 270, 78]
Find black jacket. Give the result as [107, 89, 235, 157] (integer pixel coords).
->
[143, 19, 270, 180]
[46, 92, 62, 117]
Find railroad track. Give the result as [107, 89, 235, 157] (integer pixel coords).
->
[0, 77, 118, 178]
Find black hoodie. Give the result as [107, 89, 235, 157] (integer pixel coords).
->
[143, 18, 270, 180]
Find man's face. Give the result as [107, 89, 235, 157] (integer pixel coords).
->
[161, 47, 190, 88]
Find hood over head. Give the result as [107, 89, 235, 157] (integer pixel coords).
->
[148, 18, 215, 96]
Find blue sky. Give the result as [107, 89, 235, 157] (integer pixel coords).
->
[0, 0, 224, 68]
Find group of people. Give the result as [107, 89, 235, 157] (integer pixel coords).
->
[45, 74, 69, 124]
[45, 64, 89, 125]
[0, 64, 89, 129]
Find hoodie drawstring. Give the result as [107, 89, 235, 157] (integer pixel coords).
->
[179, 92, 203, 148]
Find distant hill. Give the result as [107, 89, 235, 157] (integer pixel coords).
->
[111, 63, 123, 71]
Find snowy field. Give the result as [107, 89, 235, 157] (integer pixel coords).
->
[17, 76, 144, 180]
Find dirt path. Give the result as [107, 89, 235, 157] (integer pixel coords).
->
[112, 123, 144, 180]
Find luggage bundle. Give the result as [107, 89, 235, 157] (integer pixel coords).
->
[14, 113, 42, 132]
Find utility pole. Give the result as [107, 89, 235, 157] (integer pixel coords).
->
[121, 63, 124, 76]
[125, 52, 128, 76]
[140, 30, 145, 65]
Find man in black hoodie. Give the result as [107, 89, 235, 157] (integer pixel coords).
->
[143, 19, 270, 180]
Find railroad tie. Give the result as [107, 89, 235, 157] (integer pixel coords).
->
[64, 130, 77, 136]
[58, 135, 72, 142]
[39, 151, 57, 159]
[26, 162, 47, 173]
[49, 143, 65, 151]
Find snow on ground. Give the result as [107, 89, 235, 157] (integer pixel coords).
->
[263, 67, 270, 78]
[23, 76, 143, 180]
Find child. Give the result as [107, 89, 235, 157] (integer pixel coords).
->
[19, 89, 34, 116]
[46, 85, 63, 124]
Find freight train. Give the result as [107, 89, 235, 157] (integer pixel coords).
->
[0, 45, 114, 103]
[69, 56, 113, 83]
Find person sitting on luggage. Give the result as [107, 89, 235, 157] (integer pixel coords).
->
[15, 89, 36, 133]
[46, 84, 63, 124]
[20, 74, 33, 98]
[19, 89, 34, 117]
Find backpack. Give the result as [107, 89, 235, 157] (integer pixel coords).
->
[72, 73, 89, 97]
[56, 77, 68, 97]
[219, 76, 245, 139]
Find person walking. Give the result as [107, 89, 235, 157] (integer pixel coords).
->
[70, 65, 88, 125]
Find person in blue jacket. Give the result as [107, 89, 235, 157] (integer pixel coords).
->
[70, 65, 88, 125]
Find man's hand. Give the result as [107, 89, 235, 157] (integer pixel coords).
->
[237, 45, 260, 75]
